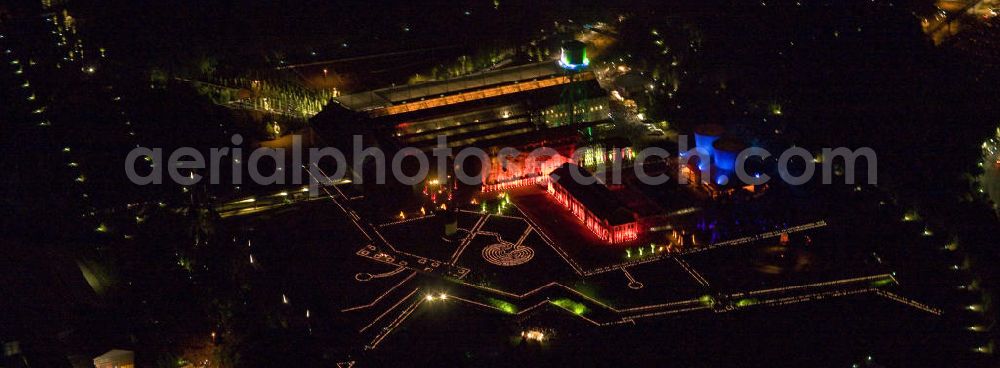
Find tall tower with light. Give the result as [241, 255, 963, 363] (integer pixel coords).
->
[558, 40, 593, 138]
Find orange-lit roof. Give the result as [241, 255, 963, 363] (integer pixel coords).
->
[370, 73, 595, 117]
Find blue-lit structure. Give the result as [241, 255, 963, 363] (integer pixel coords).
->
[559, 40, 589, 71]
[694, 124, 725, 157]
[712, 136, 745, 173]
[683, 126, 761, 192]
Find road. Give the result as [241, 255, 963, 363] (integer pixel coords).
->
[922, 0, 999, 44]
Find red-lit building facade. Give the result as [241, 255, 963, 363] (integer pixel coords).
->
[547, 163, 639, 244]
[482, 146, 574, 193]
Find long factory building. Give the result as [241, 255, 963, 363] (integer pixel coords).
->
[322, 61, 610, 149]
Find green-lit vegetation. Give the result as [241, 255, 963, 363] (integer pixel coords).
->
[186, 76, 338, 119]
[698, 294, 716, 307]
[487, 297, 517, 314]
[410, 47, 515, 83]
[871, 278, 895, 287]
[551, 298, 587, 315]
[481, 192, 512, 215]
[625, 243, 664, 259]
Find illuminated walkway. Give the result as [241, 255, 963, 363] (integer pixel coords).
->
[302, 164, 940, 356]
[438, 272, 907, 327]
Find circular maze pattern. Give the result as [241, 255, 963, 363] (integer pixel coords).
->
[482, 242, 535, 266]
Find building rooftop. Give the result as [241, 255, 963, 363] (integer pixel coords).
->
[334, 61, 589, 114]
[549, 163, 635, 225]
